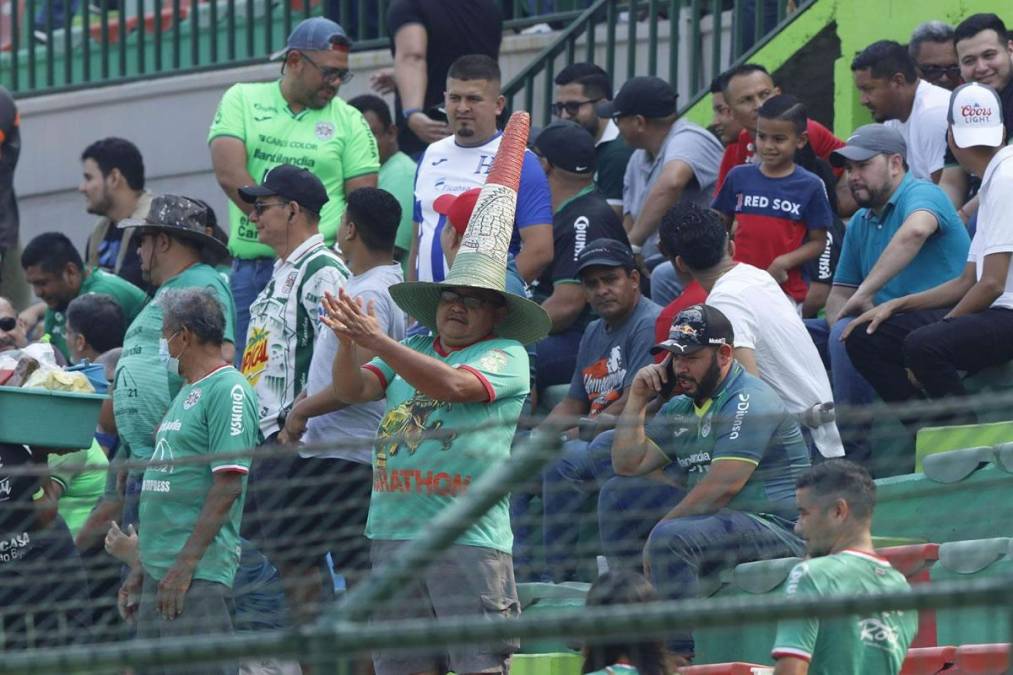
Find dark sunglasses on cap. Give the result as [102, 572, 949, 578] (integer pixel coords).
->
[439, 290, 504, 310]
[0, 316, 17, 331]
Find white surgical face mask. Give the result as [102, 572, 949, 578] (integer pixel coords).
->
[159, 332, 181, 377]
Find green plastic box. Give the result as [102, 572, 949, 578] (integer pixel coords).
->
[0, 385, 107, 448]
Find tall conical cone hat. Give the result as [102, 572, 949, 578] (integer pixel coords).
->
[389, 112, 552, 345]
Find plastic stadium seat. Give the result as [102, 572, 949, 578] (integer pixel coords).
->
[916, 420, 1013, 473]
[953, 643, 1010, 673]
[679, 664, 773, 674]
[922, 445, 995, 483]
[516, 582, 589, 655]
[510, 653, 582, 675]
[901, 646, 957, 674]
[932, 539, 1013, 646]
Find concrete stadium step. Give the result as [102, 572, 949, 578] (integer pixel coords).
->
[931, 538, 1013, 647]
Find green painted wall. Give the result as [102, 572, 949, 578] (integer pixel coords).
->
[682, 0, 1012, 138]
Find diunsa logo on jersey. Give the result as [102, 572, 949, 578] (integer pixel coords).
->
[315, 122, 335, 140]
[183, 388, 202, 410]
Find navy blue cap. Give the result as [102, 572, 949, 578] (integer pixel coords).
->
[576, 238, 636, 273]
[533, 120, 597, 174]
[271, 17, 351, 60]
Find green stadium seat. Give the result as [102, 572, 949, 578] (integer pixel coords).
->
[953, 643, 1010, 673]
[516, 582, 589, 654]
[931, 539, 1013, 646]
[510, 653, 582, 675]
[901, 646, 957, 674]
[922, 445, 994, 483]
[915, 421, 1013, 472]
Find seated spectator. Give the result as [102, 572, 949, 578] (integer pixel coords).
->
[582, 571, 669, 675]
[0, 295, 28, 352]
[80, 138, 153, 291]
[347, 95, 418, 268]
[64, 292, 126, 365]
[909, 21, 963, 91]
[599, 77, 723, 306]
[653, 207, 708, 352]
[120, 288, 259, 659]
[275, 188, 406, 615]
[531, 121, 630, 389]
[771, 461, 917, 674]
[712, 95, 830, 303]
[709, 74, 744, 146]
[19, 232, 148, 362]
[534, 238, 660, 582]
[552, 62, 634, 215]
[851, 40, 950, 182]
[602, 305, 809, 662]
[808, 124, 968, 465]
[845, 83, 1013, 429]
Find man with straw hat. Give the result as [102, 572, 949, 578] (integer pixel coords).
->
[324, 112, 549, 675]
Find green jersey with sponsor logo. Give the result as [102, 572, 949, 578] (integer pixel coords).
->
[114, 263, 236, 463]
[364, 335, 529, 554]
[45, 268, 148, 360]
[240, 234, 348, 438]
[207, 80, 380, 259]
[772, 550, 918, 674]
[139, 365, 259, 587]
[645, 361, 810, 520]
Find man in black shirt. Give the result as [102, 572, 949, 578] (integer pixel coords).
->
[0, 87, 20, 290]
[373, 0, 503, 157]
[531, 121, 630, 389]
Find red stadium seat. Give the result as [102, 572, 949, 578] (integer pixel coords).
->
[878, 544, 941, 647]
[953, 643, 1010, 674]
[679, 664, 773, 674]
[901, 646, 957, 674]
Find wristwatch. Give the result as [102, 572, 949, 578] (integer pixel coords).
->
[402, 107, 423, 121]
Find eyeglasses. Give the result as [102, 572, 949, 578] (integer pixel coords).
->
[439, 290, 504, 310]
[551, 98, 602, 116]
[299, 51, 353, 83]
[252, 201, 288, 216]
[0, 316, 17, 331]
[918, 64, 961, 79]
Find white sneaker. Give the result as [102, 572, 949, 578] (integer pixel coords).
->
[521, 22, 553, 34]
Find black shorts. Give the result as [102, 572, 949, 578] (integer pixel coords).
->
[244, 453, 373, 580]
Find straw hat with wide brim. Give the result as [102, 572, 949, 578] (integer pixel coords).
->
[119, 194, 229, 260]
[389, 112, 551, 346]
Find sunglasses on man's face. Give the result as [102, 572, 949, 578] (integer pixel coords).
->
[0, 316, 17, 332]
[919, 64, 960, 78]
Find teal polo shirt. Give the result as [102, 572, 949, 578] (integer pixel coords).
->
[834, 172, 970, 304]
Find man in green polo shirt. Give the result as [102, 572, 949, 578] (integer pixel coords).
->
[20, 231, 147, 361]
[208, 16, 379, 362]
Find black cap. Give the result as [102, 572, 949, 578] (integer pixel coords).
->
[651, 304, 735, 356]
[119, 194, 229, 259]
[597, 76, 678, 119]
[532, 120, 597, 174]
[576, 238, 636, 273]
[239, 164, 329, 214]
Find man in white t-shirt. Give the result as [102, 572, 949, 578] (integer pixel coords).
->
[666, 202, 845, 459]
[852, 39, 951, 182]
[409, 54, 552, 285]
[845, 83, 1013, 426]
[275, 187, 406, 622]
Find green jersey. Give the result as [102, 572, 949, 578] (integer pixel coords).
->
[586, 666, 639, 675]
[114, 263, 235, 462]
[48, 439, 109, 537]
[139, 365, 259, 587]
[646, 361, 811, 520]
[772, 550, 918, 674]
[208, 81, 380, 259]
[379, 150, 418, 257]
[364, 335, 529, 553]
[46, 268, 148, 360]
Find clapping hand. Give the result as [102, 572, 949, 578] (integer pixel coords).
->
[321, 288, 383, 350]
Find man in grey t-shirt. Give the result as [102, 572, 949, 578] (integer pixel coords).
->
[275, 188, 406, 621]
[520, 238, 660, 582]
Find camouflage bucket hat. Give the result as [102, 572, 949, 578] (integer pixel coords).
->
[119, 194, 229, 259]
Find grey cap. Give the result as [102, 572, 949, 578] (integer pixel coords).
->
[270, 17, 351, 61]
[829, 124, 907, 167]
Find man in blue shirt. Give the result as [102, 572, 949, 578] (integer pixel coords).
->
[804, 124, 969, 465]
[602, 304, 810, 663]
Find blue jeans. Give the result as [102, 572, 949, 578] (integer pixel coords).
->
[805, 316, 876, 464]
[534, 328, 584, 389]
[230, 257, 274, 367]
[650, 261, 684, 307]
[34, 0, 80, 31]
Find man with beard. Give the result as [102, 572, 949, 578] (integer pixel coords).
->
[601, 304, 810, 664]
[803, 124, 968, 464]
[771, 461, 917, 674]
[80, 138, 152, 291]
[208, 17, 379, 362]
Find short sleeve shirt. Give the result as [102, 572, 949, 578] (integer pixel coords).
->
[0, 443, 39, 552]
[139, 365, 259, 587]
[772, 550, 918, 674]
[114, 263, 236, 462]
[645, 362, 811, 518]
[379, 150, 419, 255]
[241, 234, 349, 438]
[884, 80, 950, 181]
[968, 145, 1013, 309]
[623, 119, 724, 259]
[803, 217, 845, 286]
[834, 173, 970, 303]
[208, 81, 380, 259]
[45, 268, 149, 360]
[48, 440, 109, 537]
[0, 86, 20, 251]
[712, 164, 833, 302]
[568, 297, 662, 415]
[413, 133, 552, 283]
[595, 121, 634, 206]
[364, 335, 529, 553]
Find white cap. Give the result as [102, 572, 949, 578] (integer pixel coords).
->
[948, 82, 1005, 148]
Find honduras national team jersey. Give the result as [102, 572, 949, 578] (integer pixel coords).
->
[413, 132, 552, 283]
